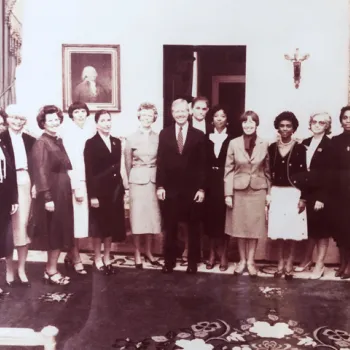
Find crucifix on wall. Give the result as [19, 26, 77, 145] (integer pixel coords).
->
[284, 48, 310, 89]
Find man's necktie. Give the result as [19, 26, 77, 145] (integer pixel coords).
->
[177, 126, 184, 154]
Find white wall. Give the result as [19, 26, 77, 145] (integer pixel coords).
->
[17, 0, 349, 139]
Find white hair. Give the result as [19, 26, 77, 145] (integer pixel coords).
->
[171, 99, 189, 112]
[5, 104, 26, 119]
[81, 66, 97, 80]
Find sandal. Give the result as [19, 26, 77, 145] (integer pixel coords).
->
[43, 271, 70, 285]
[234, 261, 246, 275]
[64, 257, 87, 275]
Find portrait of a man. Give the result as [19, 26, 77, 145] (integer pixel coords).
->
[62, 45, 121, 111]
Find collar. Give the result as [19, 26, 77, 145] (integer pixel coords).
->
[176, 122, 189, 130]
[98, 132, 110, 141]
[9, 128, 23, 138]
[214, 127, 227, 135]
[139, 127, 152, 134]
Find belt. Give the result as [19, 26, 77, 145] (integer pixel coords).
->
[16, 168, 28, 172]
[133, 164, 156, 168]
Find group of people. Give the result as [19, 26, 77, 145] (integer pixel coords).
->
[0, 96, 349, 294]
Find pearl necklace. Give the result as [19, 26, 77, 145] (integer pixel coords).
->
[278, 139, 294, 147]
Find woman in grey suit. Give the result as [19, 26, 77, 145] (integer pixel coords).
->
[224, 111, 270, 277]
[124, 102, 162, 269]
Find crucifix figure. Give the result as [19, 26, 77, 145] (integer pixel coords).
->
[284, 48, 310, 89]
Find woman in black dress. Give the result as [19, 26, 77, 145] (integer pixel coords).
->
[31, 105, 74, 285]
[204, 105, 232, 271]
[84, 110, 126, 275]
[0, 137, 18, 294]
[329, 106, 350, 279]
[295, 112, 332, 279]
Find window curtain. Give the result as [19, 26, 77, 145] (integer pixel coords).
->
[0, 0, 22, 109]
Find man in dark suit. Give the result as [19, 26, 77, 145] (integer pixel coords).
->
[156, 99, 206, 274]
[189, 96, 214, 135]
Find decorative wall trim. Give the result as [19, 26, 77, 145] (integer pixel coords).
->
[5, 0, 22, 65]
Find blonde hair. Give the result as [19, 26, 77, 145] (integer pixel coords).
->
[309, 112, 332, 135]
[5, 104, 27, 119]
[137, 102, 158, 122]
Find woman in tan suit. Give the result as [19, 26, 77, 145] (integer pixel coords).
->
[124, 102, 162, 269]
[224, 111, 270, 277]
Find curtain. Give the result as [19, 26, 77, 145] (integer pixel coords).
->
[0, 0, 22, 109]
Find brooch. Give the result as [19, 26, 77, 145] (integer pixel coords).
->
[347, 146, 350, 152]
[317, 148, 322, 152]
[113, 141, 116, 146]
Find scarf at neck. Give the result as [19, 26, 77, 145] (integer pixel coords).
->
[243, 133, 257, 157]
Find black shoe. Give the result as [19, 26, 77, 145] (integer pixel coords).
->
[6, 280, 16, 288]
[186, 264, 198, 274]
[105, 264, 117, 275]
[284, 271, 294, 280]
[162, 266, 173, 274]
[206, 261, 216, 270]
[135, 263, 143, 270]
[93, 263, 110, 275]
[144, 256, 163, 267]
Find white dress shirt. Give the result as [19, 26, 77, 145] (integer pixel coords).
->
[99, 132, 112, 152]
[192, 118, 206, 134]
[9, 129, 28, 170]
[306, 136, 322, 171]
[175, 122, 189, 145]
[209, 128, 228, 158]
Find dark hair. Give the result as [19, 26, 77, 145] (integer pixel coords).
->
[209, 105, 227, 121]
[36, 105, 64, 130]
[0, 108, 8, 125]
[68, 101, 90, 119]
[274, 111, 299, 131]
[94, 109, 111, 123]
[240, 110, 260, 126]
[192, 96, 209, 109]
[339, 106, 350, 123]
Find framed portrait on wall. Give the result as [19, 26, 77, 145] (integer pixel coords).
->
[62, 44, 121, 112]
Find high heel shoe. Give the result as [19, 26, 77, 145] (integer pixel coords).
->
[64, 257, 87, 275]
[206, 261, 216, 270]
[219, 264, 228, 272]
[144, 255, 163, 267]
[135, 263, 143, 269]
[18, 275, 31, 288]
[309, 267, 325, 280]
[247, 264, 258, 278]
[284, 270, 294, 281]
[294, 261, 313, 272]
[43, 271, 70, 285]
[234, 262, 246, 275]
[341, 273, 350, 280]
[93, 262, 110, 275]
[274, 268, 284, 278]
[6, 280, 15, 288]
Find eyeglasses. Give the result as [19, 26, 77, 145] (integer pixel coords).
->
[311, 120, 326, 126]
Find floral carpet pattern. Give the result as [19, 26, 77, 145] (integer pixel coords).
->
[112, 309, 350, 350]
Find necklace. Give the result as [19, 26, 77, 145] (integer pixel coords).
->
[278, 139, 293, 147]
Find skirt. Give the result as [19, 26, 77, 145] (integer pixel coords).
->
[12, 170, 31, 247]
[72, 182, 89, 239]
[225, 187, 267, 239]
[129, 182, 161, 234]
[268, 186, 308, 241]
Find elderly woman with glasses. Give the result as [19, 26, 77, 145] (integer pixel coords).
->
[1, 105, 36, 287]
[295, 113, 333, 279]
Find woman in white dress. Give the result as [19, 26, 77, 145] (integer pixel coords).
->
[267, 111, 308, 280]
[62, 102, 93, 275]
[124, 102, 162, 268]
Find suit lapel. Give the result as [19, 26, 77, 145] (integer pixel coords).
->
[169, 124, 180, 154]
[309, 135, 328, 169]
[96, 133, 112, 154]
[250, 137, 264, 161]
[182, 126, 195, 155]
[1, 130, 14, 161]
[237, 135, 250, 161]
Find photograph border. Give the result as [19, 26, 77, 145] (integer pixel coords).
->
[62, 44, 121, 112]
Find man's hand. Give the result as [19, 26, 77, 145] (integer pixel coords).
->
[45, 201, 55, 212]
[91, 198, 99, 208]
[157, 188, 166, 201]
[74, 188, 84, 202]
[10, 204, 19, 215]
[194, 190, 205, 203]
[314, 200, 324, 211]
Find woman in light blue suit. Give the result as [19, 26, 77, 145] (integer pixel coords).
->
[224, 111, 271, 277]
[124, 102, 162, 269]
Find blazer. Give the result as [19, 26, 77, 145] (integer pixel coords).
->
[224, 136, 271, 196]
[268, 141, 307, 199]
[0, 129, 36, 182]
[124, 129, 159, 185]
[302, 135, 332, 203]
[84, 133, 124, 199]
[156, 124, 206, 198]
[189, 118, 214, 135]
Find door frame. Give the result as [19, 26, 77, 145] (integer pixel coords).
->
[211, 75, 246, 105]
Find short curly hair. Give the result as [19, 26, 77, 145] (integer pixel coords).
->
[240, 110, 260, 126]
[274, 111, 299, 131]
[137, 102, 158, 122]
[36, 105, 64, 130]
[0, 108, 8, 125]
[68, 101, 90, 119]
[309, 112, 332, 135]
[339, 106, 350, 124]
[208, 105, 227, 121]
[94, 109, 111, 123]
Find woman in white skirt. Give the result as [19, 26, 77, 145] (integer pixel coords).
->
[124, 102, 162, 269]
[1, 105, 36, 287]
[267, 111, 308, 280]
[62, 102, 94, 275]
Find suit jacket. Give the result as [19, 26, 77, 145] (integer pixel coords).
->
[224, 136, 271, 196]
[84, 133, 124, 199]
[302, 135, 332, 203]
[124, 129, 158, 185]
[0, 129, 36, 182]
[156, 124, 206, 198]
[268, 141, 307, 199]
[189, 118, 214, 135]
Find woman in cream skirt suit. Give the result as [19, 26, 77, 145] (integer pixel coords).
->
[124, 102, 162, 269]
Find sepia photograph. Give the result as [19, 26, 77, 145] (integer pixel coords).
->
[62, 44, 121, 111]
